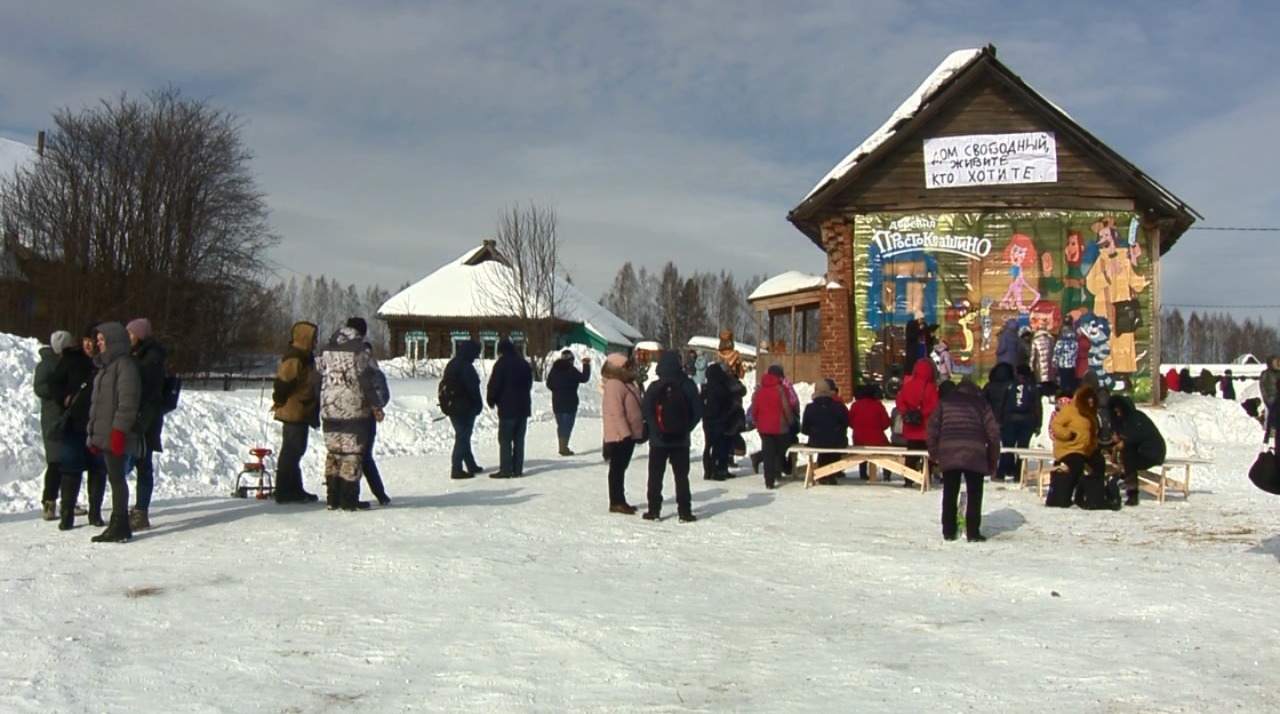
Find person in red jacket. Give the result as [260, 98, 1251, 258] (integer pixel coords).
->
[848, 384, 891, 480]
[750, 365, 798, 490]
[1164, 367, 1181, 394]
[895, 359, 939, 485]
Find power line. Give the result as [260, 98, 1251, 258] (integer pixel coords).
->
[1188, 226, 1280, 232]
[1164, 303, 1280, 309]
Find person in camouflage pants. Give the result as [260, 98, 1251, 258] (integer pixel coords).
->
[316, 322, 389, 511]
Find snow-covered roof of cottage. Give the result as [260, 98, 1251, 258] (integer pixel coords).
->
[377, 242, 643, 348]
[799, 48, 982, 202]
[0, 137, 37, 177]
[747, 271, 826, 302]
[686, 335, 758, 359]
[789, 45, 1200, 251]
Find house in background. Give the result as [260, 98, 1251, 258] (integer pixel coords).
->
[377, 240, 642, 359]
[747, 271, 825, 384]
[786, 45, 1199, 400]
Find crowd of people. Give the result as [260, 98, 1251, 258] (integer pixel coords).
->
[32, 319, 170, 542]
[32, 315, 1194, 543]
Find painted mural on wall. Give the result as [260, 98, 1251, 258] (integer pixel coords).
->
[853, 211, 1153, 397]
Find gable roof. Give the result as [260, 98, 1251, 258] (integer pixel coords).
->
[377, 241, 643, 348]
[788, 45, 1200, 252]
[0, 137, 37, 177]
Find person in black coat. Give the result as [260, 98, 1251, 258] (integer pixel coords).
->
[801, 378, 849, 485]
[641, 351, 702, 522]
[443, 340, 484, 479]
[1178, 367, 1195, 394]
[486, 339, 534, 478]
[700, 361, 736, 480]
[1109, 395, 1166, 507]
[126, 318, 166, 531]
[1220, 369, 1237, 401]
[48, 328, 102, 530]
[904, 313, 936, 374]
[545, 349, 591, 456]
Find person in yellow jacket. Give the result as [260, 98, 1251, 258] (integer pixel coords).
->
[1046, 384, 1105, 506]
[271, 321, 321, 504]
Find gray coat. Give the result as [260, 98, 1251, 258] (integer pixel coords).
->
[33, 346, 62, 461]
[87, 322, 143, 457]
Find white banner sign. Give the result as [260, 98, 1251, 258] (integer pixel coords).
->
[923, 131, 1057, 189]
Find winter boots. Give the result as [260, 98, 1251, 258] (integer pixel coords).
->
[128, 509, 151, 531]
[58, 474, 80, 531]
[1125, 489, 1140, 507]
[90, 513, 132, 543]
[339, 479, 370, 512]
[558, 437, 574, 456]
[41, 501, 56, 521]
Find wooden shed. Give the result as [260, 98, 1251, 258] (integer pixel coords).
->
[747, 271, 825, 384]
[787, 45, 1199, 400]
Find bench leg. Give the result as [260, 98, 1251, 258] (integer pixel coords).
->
[804, 455, 816, 489]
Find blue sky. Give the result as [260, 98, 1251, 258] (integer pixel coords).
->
[1, 0, 1278, 322]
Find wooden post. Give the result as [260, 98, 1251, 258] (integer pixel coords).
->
[1150, 222, 1163, 405]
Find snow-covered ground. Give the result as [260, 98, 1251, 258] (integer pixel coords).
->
[1, 332, 1278, 712]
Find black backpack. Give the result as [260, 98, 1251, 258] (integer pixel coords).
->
[437, 372, 471, 417]
[161, 375, 182, 414]
[1004, 380, 1036, 417]
[655, 381, 690, 436]
[1249, 449, 1280, 495]
[1076, 475, 1123, 511]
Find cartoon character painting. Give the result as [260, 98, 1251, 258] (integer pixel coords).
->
[1084, 216, 1147, 375]
[979, 296, 995, 350]
[1076, 312, 1114, 390]
[1062, 230, 1086, 317]
[951, 298, 979, 362]
[998, 233, 1041, 312]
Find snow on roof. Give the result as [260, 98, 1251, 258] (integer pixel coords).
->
[0, 137, 37, 177]
[801, 49, 983, 202]
[686, 335, 758, 359]
[634, 340, 662, 351]
[747, 271, 826, 301]
[377, 244, 642, 347]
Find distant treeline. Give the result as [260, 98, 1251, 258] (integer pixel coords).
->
[1161, 309, 1280, 364]
[599, 261, 767, 352]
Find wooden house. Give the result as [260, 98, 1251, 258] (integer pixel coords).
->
[377, 240, 642, 360]
[787, 45, 1199, 400]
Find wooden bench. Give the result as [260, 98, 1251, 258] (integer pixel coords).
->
[1136, 457, 1212, 503]
[788, 445, 932, 492]
[1008, 448, 1212, 504]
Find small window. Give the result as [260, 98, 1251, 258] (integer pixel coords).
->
[450, 330, 471, 357]
[404, 331, 428, 361]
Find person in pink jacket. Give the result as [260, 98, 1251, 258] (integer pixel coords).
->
[601, 353, 645, 514]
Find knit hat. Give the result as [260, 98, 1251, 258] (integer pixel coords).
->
[345, 317, 368, 337]
[50, 330, 74, 354]
[605, 353, 628, 369]
[767, 364, 785, 378]
[561, 349, 573, 359]
[814, 379, 833, 397]
[126, 318, 152, 341]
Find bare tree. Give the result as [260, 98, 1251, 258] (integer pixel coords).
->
[0, 86, 277, 369]
[477, 201, 564, 371]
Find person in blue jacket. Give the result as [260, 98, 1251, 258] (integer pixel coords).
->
[486, 339, 534, 478]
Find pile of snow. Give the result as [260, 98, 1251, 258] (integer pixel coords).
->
[746, 271, 825, 301]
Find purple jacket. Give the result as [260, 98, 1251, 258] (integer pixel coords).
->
[926, 381, 1001, 475]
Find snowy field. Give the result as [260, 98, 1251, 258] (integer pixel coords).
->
[1, 333, 1278, 713]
